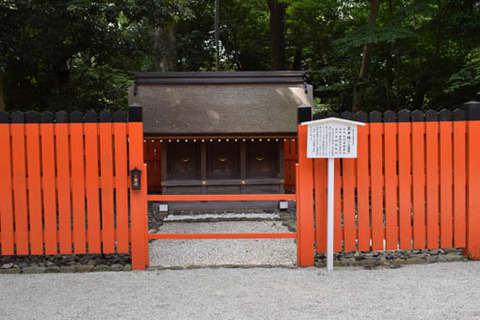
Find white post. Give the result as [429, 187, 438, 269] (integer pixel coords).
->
[327, 157, 335, 271]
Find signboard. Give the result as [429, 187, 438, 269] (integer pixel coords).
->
[307, 124, 358, 158]
[301, 117, 365, 271]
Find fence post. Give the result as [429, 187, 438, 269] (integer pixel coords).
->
[129, 104, 148, 270]
[465, 101, 480, 260]
[296, 124, 315, 266]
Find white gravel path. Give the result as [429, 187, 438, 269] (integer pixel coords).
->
[1, 262, 479, 320]
[149, 221, 297, 267]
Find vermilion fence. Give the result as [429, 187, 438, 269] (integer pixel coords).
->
[284, 139, 297, 191]
[2, 103, 480, 270]
[0, 108, 146, 264]
[144, 139, 162, 193]
[297, 105, 480, 259]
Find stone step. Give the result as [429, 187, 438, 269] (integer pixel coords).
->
[163, 212, 280, 222]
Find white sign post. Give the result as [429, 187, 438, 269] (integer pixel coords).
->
[301, 117, 365, 271]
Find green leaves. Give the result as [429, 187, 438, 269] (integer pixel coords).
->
[335, 26, 417, 54]
[446, 47, 480, 95]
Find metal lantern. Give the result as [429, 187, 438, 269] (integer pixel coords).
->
[131, 167, 142, 190]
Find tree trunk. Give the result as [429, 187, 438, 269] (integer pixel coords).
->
[152, 23, 178, 72]
[215, 0, 220, 71]
[0, 73, 5, 110]
[268, 0, 287, 71]
[353, 0, 381, 112]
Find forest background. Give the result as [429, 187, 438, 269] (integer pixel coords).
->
[1, 0, 479, 113]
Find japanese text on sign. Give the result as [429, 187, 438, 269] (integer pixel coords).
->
[307, 124, 358, 158]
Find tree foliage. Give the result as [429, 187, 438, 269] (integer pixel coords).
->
[1, 0, 479, 112]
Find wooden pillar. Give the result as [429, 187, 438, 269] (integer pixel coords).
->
[129, 104, 148, 270]
[465, 101, 480, 260]
[296, 124, 315, 266]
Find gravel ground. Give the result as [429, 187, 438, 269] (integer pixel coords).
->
[0, 261, 478, 320]
[149, 221, 297, 267]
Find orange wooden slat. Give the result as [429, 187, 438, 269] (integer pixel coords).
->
[143, 139, 149, 159]
[11, 123, 29, 254]
[283, 140, 293, 190]
[143, 163, 149, 267]
[145, 139, 164, 192]
[114, 122, 129, 253]
[426, 121, 439, 249]
[467, 120, 480, 259]
[314, 158, 327, 253]
[157, 140, 163, 187]
[370, 122, 384, 251]
[296, 125, 315, 266]
[56, 123, 72, 254]
[144, 140, 154, 189]
[25, 122, 43, 255]
[453, 121, 466, 248]
[384, 122, 398, 250]
[129, 121, 148, 270]
[99, 122, 115, 253]
[149, 232, 297, 240]
[398, 121, 412, 250]
[356, 123, 370, 251]
[151, 140, 160, 187]
[84, 122, 101, 253]
[70, 123, 87, 254]
[412, 122, 426, 249]
[342, 158, 356, 252]
[439, 121, 453, 248]
[334, 158, 342, 252]
[40, 122, 57, 254]
[0, 123, 14, 254]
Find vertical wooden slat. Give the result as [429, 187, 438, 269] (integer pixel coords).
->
[411, 112, 426, 249]
[84, 111, 101, 253]
[384, 112, 398, 250]
[0, 113, 14, 254]
[334, 158, 342, 252]
[398, 111, 412, 250]
[340, 108, 358, 253]
[314, 158, 327, 253]
[356, 114, 370, 251]
[113, 111, 129, 253]
[11, 112, 29, 254]
[70, 113, 87, 254]
[296, 124, 315, 266]
[25, 112, 43, 255]
[453, 114, 466, 248]
[145, 139, 155, 191]
[40, 112, 57, 255]
[369, 116, 384, 251]
[342, 157, 356, 252]
[284, 139, 297, 191]
[143, 162, 149, 267]
[465, 102, 480, 259]
[55, 112, 72, 254]
[425, 111, 440, 249]
[152, 139, 162, 189]
[439, 111, 453, 248]
[129, 105, 148, 270]
[99, 112, 115, 253]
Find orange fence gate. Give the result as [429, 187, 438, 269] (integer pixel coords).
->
[297, 104, 480, 260]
